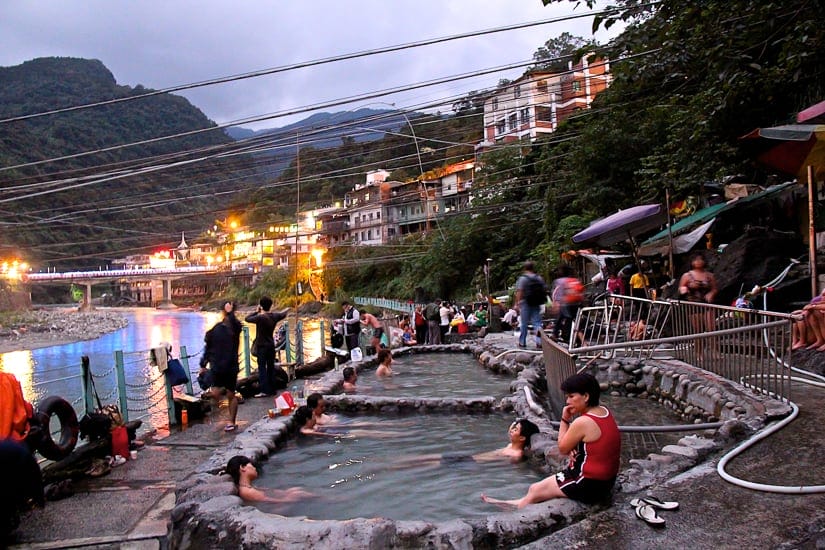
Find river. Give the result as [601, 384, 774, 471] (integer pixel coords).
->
[0, 308, 325, 431]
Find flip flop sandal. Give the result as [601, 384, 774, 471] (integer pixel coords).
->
[224, 424, 237, 432]
[635, 503, 666, 526]
[631, 496, 680, 511]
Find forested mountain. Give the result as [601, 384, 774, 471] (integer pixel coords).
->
[0, 57, 254, 269]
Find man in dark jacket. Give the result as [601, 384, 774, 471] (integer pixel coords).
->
[245, 296, 290, 397]
[199, 302, 242, 432]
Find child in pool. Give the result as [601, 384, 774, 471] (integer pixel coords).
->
[375, 349, 394, 377]
[225, 455, 312, 503]
[342, 366, 357, 392]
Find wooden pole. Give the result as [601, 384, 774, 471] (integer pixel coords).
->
[809, 165, 818, 298]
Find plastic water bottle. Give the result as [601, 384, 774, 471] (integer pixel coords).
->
[334, 355, 339, 371]
[181, 408, 188, 426]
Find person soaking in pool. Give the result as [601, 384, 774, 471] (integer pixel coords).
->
[342, 366, 357, 392]
[226, 455, 312, 503]
[375, 349, 394, 377]
[481, 373, 620, 508]
[393, 418, 540, 468]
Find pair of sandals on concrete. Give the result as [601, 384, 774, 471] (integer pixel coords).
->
[631, 496, 679, 526]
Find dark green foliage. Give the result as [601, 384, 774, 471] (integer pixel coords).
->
[0, 57, 254, 268]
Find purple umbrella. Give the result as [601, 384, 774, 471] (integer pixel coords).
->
[572, 204, 666, 248]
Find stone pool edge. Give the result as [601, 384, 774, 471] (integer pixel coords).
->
[170, 342, 792, 548]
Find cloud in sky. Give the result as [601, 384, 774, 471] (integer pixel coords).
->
[0, 1, 620, 130]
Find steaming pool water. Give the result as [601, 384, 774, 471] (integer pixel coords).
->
[254, 413, 544, 521]
[338, 352, 513, 399]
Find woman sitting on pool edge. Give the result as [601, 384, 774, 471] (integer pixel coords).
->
[225, 455, 312, 503]
[482, 372, 620, 508]
[375, 349, 394, 377]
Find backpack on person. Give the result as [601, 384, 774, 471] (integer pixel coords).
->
[523, 275, 548, 306]
[424, 303, 439, 321]
[561, 277, 585, 305]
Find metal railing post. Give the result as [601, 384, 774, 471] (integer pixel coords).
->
[114, 350, 129, 422]
[296, 320, 304, 366]
[180, 345, 195, 395]
[242, 325, 251, 377]
[319, 320, 326, 352]
[284, 321, 293, 363]
[163, 363, 176, 427]
[81, 355, 94, 415]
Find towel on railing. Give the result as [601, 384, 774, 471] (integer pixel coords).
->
[150, 342, 172, 372]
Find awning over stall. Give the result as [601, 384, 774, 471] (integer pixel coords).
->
[638, 182, 795, 256]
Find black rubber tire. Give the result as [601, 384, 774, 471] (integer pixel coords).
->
[34, 396, 79, 461]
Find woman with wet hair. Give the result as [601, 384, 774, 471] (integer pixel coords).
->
[482, 373, 620, 508]
[225, 455, 311, 503]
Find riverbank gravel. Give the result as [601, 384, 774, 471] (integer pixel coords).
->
[0, 308, 128, 353]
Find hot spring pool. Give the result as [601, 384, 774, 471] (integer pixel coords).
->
[345, 353, 512, 398]
[254, 413, 543, 521]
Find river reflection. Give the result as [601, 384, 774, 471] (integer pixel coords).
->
[0, 308, 325, 430]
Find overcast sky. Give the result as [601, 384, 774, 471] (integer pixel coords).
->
[0, 1, 620, 131]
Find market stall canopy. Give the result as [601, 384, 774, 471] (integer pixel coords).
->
[638, 182, 795, 256]
[572, 204, 667, 248]
[741, 124, 825, 181]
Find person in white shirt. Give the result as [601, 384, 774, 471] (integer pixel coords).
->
[439, 301, 452, 340]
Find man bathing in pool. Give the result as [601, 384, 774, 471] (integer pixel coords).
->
[226, 455, 312, 503]
[306, 392, 336, 425]
[293, 405, 404, 438]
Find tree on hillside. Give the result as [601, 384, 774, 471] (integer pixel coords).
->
[535, 0, 825, 215]
[530, 32, 597, 71]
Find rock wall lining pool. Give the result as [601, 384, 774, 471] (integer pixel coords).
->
[171, 342, 792, 548]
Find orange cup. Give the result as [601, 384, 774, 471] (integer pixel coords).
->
[267, 409, 276, 419]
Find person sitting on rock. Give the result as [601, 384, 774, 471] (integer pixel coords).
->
[791, 287, 825, 351]
[225, 455, 311, 503]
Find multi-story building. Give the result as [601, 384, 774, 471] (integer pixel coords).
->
[480, 55, 611, 144]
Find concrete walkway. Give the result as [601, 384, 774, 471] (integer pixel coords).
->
[10, 395, 276, 549]
[10, 339, 825, 549]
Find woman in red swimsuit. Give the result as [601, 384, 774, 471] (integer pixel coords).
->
[482, 373, 621, 508]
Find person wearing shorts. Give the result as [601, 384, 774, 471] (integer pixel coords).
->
[199, 302, 242, 432]
[482, 373, 620, 508]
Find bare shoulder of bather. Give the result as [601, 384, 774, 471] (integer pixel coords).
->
[239, 484, 312, 503]
[472, 446, 524, 463]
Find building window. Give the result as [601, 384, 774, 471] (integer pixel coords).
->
[520, 108, 530, 126]
[364, 193, 370, 202]
[572, 81, 581, 93]
[514, 85, 521, 98]
[376, 212, 380, 219]
[508, 113, 517, 131]
[537, 80, 548, 94]
[492, 98, 499, 111]
[496, 119, 505, 135]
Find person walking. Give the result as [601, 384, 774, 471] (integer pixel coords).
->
[340, 301, 361, 352]
[199, 302, 243, 432]
[551, 265, 585, 345]
[360, 312, 384, 353]
[245, 296, 290, 397]
[515, 261, 547, 349]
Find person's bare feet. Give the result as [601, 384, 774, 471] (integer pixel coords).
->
[480, 493, 516, 509]
[792, 342, 806, 351]
[817, 343, 825, 352]
[806, 341, 825, 350]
